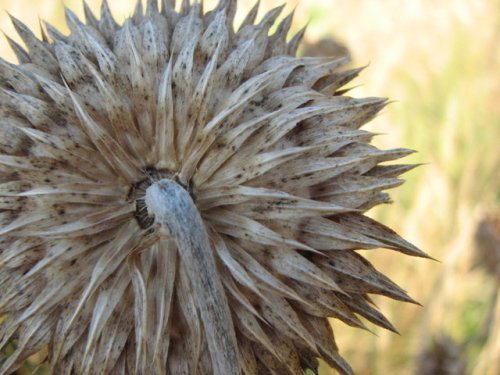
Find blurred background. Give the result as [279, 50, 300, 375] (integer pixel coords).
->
[0, 0, 498, 374]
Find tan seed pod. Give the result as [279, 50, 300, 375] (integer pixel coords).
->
[0, 1, 427, 374]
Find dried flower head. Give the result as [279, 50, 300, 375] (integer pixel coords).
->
[473, 212, 500, 279]
[302, 37, 350, 60]
[414, 334, 467, 375]
[0, 1, 427, 374]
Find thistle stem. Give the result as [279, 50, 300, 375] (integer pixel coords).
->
[145, 179, 240, 375]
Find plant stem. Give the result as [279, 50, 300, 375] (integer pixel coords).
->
[145, 179, 240, 375]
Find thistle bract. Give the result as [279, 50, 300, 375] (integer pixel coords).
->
[0, 1, 426, 374]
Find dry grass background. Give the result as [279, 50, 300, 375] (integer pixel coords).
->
[0, 0, 498, 374]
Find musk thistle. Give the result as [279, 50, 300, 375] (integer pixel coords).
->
[0, 1, 427, 374]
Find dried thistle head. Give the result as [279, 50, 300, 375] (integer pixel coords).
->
[473, 212, 500, 279]
[302, 37, 350, 60]
[414, 334, 467, 375]
[0, 1, 427, 374]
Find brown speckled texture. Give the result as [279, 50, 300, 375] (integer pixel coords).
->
[0, 1, 426, 374]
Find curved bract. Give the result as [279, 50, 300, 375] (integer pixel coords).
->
[0, 1, 426, 374]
